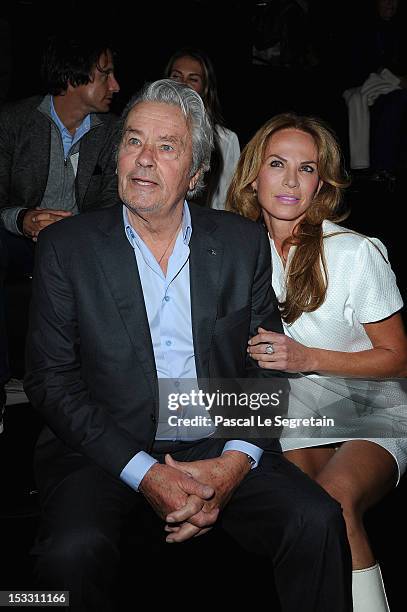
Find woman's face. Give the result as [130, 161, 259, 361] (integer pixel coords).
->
[252, 128, 322, 233]
[168, 56, 205, 96]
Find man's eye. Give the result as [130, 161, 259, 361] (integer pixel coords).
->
[161, 144, 174, 152]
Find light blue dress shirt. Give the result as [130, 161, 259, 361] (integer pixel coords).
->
[50, 95, 90, 159]
[120, 203, 262, 491]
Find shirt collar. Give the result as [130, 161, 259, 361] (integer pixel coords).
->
[123, 201, 192, 249]
[50, 95, 91, 140]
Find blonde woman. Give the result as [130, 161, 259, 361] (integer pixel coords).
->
[165, 47, 240, 210]
[227, 113, 407, 612]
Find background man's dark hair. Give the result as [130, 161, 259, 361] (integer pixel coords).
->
[41, 31, 116, 95]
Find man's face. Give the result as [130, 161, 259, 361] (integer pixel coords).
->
[74, 50, 120, 113]
[117, 101, 199, 219]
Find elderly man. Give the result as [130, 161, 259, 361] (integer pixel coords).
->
[25, 80, 352, 612]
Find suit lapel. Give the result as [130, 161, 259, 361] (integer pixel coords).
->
[189, 206, 223, 378]
[29, 112, 52, 205]
[90, 204, 223, 388]
[91, 206, 157, 397]
[76, 117, 104, 206]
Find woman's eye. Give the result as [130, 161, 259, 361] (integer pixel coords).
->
[270, 160, 283, 167]
[301, 165, 315, 173]
[128, 137, 140, 145]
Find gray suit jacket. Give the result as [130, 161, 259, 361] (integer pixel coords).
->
[25, 203, 285, 481]
[0, 95, 119, 215]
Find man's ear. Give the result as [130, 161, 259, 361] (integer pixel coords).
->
[189, 169, 202, 192]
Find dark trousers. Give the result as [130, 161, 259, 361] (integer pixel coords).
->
[32, 438, 352, 612]
[0, 283, 8, 399]
[0, 229, 35, 387]
[371, 88, 407, 172]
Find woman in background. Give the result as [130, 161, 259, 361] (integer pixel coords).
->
[227, 112, 407, 612]
[165, 47, 240, 210]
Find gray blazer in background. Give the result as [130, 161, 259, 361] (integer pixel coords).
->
[0, 95, 120, 215]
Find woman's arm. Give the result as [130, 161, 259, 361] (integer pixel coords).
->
[247, 313, 407, 378]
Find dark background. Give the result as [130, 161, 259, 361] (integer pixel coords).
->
[4, 0, 406, 144]
[1, 1, 406, 609]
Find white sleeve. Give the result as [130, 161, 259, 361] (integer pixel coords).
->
[349, 237, 403, 323]
[211, 128, 240, 210]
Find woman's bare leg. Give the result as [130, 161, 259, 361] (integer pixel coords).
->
[284, 442, 397, 610]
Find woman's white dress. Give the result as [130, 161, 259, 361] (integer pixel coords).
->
[270, 220, 407, 479]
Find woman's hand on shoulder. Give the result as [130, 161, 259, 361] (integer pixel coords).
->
[247, 327, 317, 373]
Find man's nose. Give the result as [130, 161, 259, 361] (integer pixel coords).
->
[108, 73, 120, 93]
[136, 144, 155, 166]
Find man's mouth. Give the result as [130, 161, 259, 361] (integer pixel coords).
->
[131, 177, 158, 187]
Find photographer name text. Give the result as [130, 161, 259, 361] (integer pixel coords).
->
[167, 415, 335, 428]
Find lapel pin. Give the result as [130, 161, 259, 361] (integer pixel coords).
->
[208, 249, 217, 256]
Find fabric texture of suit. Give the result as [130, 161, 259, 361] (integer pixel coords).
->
[0, 95, 119, 216]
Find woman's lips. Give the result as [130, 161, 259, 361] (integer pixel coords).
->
[275, 195, 300, 203]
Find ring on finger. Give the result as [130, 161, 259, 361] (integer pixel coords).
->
[265, 343, 274, 355]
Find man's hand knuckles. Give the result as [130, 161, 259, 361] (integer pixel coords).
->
[187, 503, 205, 518]
[194, 528, 212, 538]
[191, 513, 212, 528]
[202, 510, 219, 525]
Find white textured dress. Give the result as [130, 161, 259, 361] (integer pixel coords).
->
[270, 220, 407, 479]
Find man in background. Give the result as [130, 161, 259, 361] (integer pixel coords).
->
[0, 30, 120, 423]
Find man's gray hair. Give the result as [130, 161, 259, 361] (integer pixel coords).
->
[120, 79, 214, 198]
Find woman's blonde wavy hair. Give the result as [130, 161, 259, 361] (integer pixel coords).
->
[226, 113, 350, 324]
